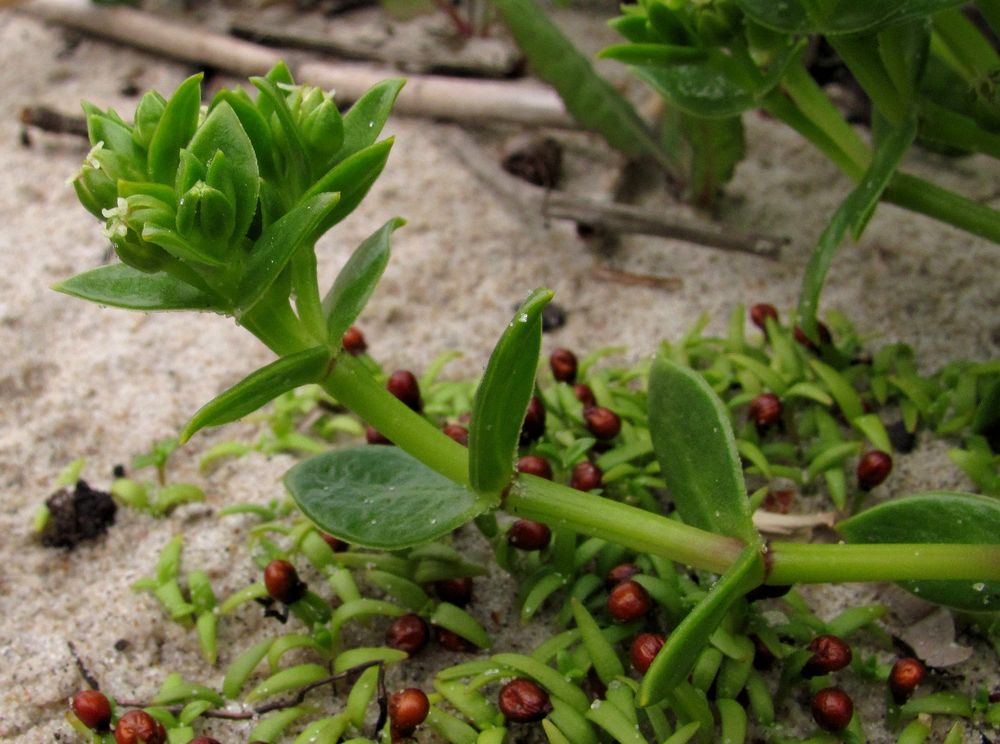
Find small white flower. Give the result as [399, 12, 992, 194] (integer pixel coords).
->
[65, 141, 105, 186]
[101, 197, 130, 239]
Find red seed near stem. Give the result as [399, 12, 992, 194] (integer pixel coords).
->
[794, 322, 832, 351]
[507, 519, 551, 551]
[434, 577, 474, 607]
[762, 489, 795, 514]
[574, 383, 596, 408]
[365, 425, 391, 445]
[811, 687, 854, 732]
[549, 348, 578, 383]
[388, 688, 430, 735]
[321, 533, 348, 552]
[607, 580, 651, 622]
[570, 461, 603, 491]
[748, 393, 782, 428]
[520, 396, 546, 444]
[803, 634, 852, 677]
[71, 690, 112, 731]
[605, 563, 641, 588]
[436, 627, 476, 652]
[630, 632, 666, 673]
[498, 678, 552, 723]
[889, 657, 926, 704]
[341, 325, 367, 355]
[188, 738, 222, 744]
[517, 455, 553, 480]
[750, 303, 779, 332]
[264, 559, 306, 604]
[114, 710, 167, 744]
[385, 613, 429, 654]
[387, 370, 422, 412]
[442, 423, 469, 446]
[857, 450, 893, 490]
[583, 406, 621, 440]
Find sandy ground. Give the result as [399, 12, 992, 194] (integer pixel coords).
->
[0, 4, 998, 742]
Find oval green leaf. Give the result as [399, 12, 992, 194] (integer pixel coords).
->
[468, 288, 553, 495]
[285, 446, 491, 549]
[148, 73, 203, 185]
[54, 264, 218, 312]
[180, 347, 332, 442]
[838, 491, 1000, 611]
[648, 355, 757, 542]
[336, 78, 405, 167]
[323, 217, 404, 347]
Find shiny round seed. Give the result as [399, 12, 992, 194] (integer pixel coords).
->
[520, 396, 546, 444]
[794, 322, 832, 351]
[516, 455, 553, 480]
[549, 348, 578, 383]
[570, 461, 603, 491]
[263, 559, 306, 604]
[341, 325, 367, 355]
[442, 423, 469, 446]
[188, 738, 222, 744]
[889, 657, 926, 704]
[70, 689, 112, 731]
[803, 634, 852, 677]
[498, 678, 552, 723]
[604, 563, 641, 588]
[857, 450, 892, 490]
[574, 383, 596, 408]
[388, 688, 430, 735]
[434, 577, 473, 607]
[435, 626, 475, 652]
[607, 580, 651, 622]
[365, 425, 391, 445]
[386, 370, 422, 412]
[748, 393, 782, 428]
[507, 519, 551, 551]
[583, 406, 621, 440]
[750, 303, 779, 332]
[385, 613, 429, 655]
[630, 632, 666, 673]
[811, 687, 853, 732]
[114, 710, 167, 744]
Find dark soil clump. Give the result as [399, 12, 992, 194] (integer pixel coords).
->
[40, 480, 116, 549]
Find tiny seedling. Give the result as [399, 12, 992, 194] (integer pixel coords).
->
[55, 65, 1000, 742]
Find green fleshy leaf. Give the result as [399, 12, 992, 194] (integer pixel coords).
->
[735, 0, 963, 35]
[303, 139, 394, 239]
[648, 356, 757, 542]
[236, 191, 340, 315]
[638, 544, 764, 706]
[180, 347, 332, 442]
[251, 75, 310, 194]
[148, 74, 203, 185]
[285, 446, 490, 549]
[54, 264, 218, 311]
[336, 78, 405, 166]
[468, 288, 553, 495]
[245, 663, 329, 703]
[187, 102, 260, 245]
[838, 492, 1000, 611]
[323, 218, 404, 347]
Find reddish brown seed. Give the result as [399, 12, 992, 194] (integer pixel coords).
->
[630, 632, 666, 673]
[750, 303, 779, 332]
[751, 634, 777, 670]
[507, 519, 551, 551]
[442, 423, 469, 446]
[188, 738, 222, 744]
[321, 533, 348, 552]
[114, 710, 167, 744]
[70, 689, 112, 731]
[387, 370, 422, 412]
[605, 563, 641, 588]
[889, 657, 926, 704]
[748, 393, 782, 428]
[574, 383, 596, 408]
[435, 627, 476, 652]
[341, 325, 367, 355]
[794, 322, 832, 351]
[803, 634, 852, 677]
[388, 688, 430, 735]
[516, 455, 553, 480]
[549, 348, 578, 383]
[583, 406, 621, 440]
[762, 489, 795, 514]
[857, 450, 893, 490]
[811, 687, 854, 732]
[263, 559, 306, 604]
[385, 613, 429, 655]
[570, 461, 603, 491]
[607, 580, 651, 622]
[434, 577, 474, 607]
[365, 425, 391, 445]
[498, 678, 552, 723]
[520, 396, 546, 444]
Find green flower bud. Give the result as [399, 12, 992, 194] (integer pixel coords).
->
[176, 181, 236, 247]
[71, 143, 118, 218]
[204, 149, 237, 206]
[301, 98, 344, 163]
[175, 148, 206, 196]
[102, 198, 168, 272]
[133, 90, 167, 150]
[693, 0, 741, 46]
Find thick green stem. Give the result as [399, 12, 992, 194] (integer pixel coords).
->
[767, 542, 1000, 584]
[240, 292, 316, 357]
[885, 172, 1000, 243]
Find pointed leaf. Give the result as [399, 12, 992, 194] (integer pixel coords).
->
[468, 288, 554, 495]
[639, 543, 764, 706]
[648, 356, 756, 542]
[251, 75, 310, 193]
[180, 347, 332, 442]
[304, 139, 394, 238]
[323, 218, 404, 346]
[54, 264, 218, 311]
[336, 78, 405, 167]
[286, 446, 490, 549]
[236, 192, 340, 315]
[735, 0, 964, 35]
[148, 74, 203, 184]
[838, 492, 1000, 611]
